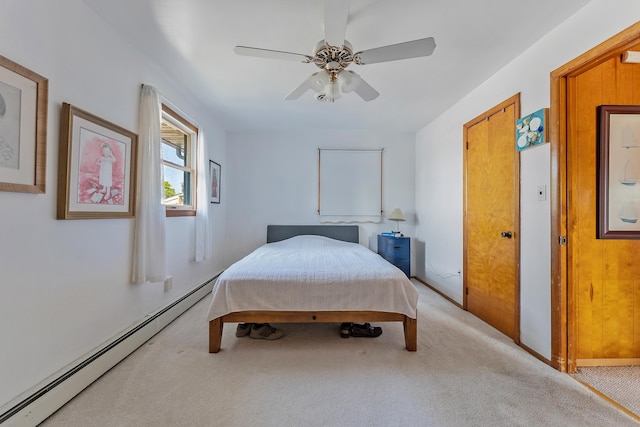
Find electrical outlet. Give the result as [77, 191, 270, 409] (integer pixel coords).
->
[164, 276, 173, 292]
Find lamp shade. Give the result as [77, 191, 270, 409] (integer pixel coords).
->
[339, 70, 362, 93]
[388, 208, 405, 221]
[324, 80, 340, 102]
[310, 70, 331, 92]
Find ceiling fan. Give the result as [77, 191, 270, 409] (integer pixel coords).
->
[234, 0, 436, 102]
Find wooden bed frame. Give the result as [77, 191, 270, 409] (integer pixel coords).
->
[208, 225, 418, 353]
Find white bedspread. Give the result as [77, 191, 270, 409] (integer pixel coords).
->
[206, 235, 418, 320]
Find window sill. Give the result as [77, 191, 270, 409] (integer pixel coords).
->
[166, 208, 196, 217]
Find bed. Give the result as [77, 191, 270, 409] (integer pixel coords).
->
[207, 225, 419, 352]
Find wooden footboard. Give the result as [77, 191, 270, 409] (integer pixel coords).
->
[209, 310, 417, 353]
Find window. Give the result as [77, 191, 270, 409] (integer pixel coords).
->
[318, 148, 382, 221]
[161, 104, 198, 217]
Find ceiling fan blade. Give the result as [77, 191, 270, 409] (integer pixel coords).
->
[285, 71, 332, 100]
[284, 73, 317, 100]
[324, 0, 350, 46]
[356, 37, 436, 64]
[351, 75, 379, 102]
[339, 71, 379, 101]
[234, 46, 311, 62]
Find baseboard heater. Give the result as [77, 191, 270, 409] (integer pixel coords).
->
[0, 275, 218, 427]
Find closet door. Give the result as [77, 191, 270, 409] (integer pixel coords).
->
[464, 95, 520, 340]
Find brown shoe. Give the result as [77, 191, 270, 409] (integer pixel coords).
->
[235, 323, 253, 337]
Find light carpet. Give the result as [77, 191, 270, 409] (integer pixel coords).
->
[572, 366, 640, 418]
[41, 282, 639, 426]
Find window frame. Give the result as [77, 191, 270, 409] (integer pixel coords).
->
[161, 103, 198, 217]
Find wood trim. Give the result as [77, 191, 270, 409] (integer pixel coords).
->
[549, 70, 569, 372]
[576, 358, 640, 367]
[413, 276, 463, 309]
[166, 208, 196, 217]
[462, 121, 469, 309]
[512, 99, 522, 346]
[549, 21, 640, 373]
[554, 21, 640, 78]
[570, 377, 640, 423]
[162, 103, 198, 133]
[209, 310, 416, 353]
[161, 102, 199, 216]
[463, 94, 520, 129]
[520, 342, 555, 368]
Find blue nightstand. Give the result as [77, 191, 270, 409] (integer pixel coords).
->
[377, 235, 410, 278]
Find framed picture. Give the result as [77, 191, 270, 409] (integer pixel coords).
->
[57, 103, 137, 219]
[516, 108, 548, 151]
[597, 105, 640, 239]
[0, 54, 48, 193]
[209, 160, 221, 204]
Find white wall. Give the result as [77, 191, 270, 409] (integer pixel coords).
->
[520, 143, 551, 356]
[415, 0, 640, 359]
[225, 131, 415, 264]
[0, 0, 226, 408]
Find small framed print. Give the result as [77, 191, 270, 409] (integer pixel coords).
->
[57, 103, 137, 219]
[0, 54, 48, 193]
[597, 105, 640, 239]
[516, 108, 548, 151]
[209, 160, 221, 204]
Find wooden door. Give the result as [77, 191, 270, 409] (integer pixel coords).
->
[567, 52, 640, 365]
[464, 95, 520, 340]
[550, 21, 640, 372]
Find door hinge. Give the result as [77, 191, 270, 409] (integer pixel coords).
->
[558, 236, 568, 245]
[465, 287, 469, 295]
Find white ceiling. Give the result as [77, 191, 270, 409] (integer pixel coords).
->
[81, 0, 591, 133]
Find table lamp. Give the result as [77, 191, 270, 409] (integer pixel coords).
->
[388, 208, 405, 235]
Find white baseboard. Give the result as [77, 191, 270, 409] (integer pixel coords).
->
[0, 276, 217, 427]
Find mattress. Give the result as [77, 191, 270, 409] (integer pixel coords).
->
[206, 235, 418, 320]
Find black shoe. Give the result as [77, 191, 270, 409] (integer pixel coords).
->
[340, 322, 352, 338]
[350, 323, 382, 338]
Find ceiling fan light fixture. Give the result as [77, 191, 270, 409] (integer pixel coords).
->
[236, 1, 435, 103]
[339, 70, 361, 93]
[309, 70, 331, 92]
[321, 80, 340, 102]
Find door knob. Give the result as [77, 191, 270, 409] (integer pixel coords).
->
[500, 231, 513, 238]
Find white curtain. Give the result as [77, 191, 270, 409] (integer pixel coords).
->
[132, 84, 166, 284]
[195, 129, 210, 262]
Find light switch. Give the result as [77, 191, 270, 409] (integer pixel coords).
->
[537, 185, 546, 201]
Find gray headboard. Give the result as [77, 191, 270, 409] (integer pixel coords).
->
[267, 225, 359, 244]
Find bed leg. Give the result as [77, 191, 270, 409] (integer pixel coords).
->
[209, 318, 223, 353]
[403, 316, 417, 351]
